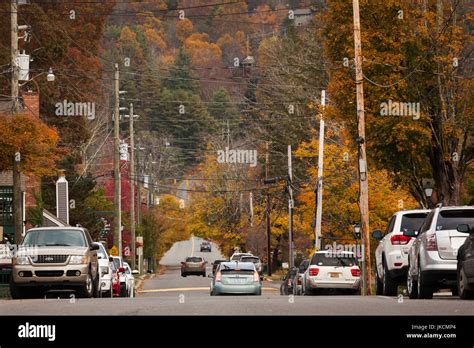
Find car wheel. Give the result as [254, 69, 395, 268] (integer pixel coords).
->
[304, 286, 313, 296]
[458, 264, 474, 300]
[407, 268, 418, 299]
[375, 269, 383, 295]
[78, 271, 94, 298]
[93, 274, 100, 298]
[417, 267, 433, 299]
[202, 273, 206, 277]
[382, 260, 398, 296]
[9, 279, 27, 299]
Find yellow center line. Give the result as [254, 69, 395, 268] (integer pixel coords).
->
[139, 287, 278, 293]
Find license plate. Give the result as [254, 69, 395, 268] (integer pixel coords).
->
[231, 278, 247, 284]
[329, 273, 341, 278]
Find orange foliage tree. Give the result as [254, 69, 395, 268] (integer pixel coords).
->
[0, 113, 61, 176]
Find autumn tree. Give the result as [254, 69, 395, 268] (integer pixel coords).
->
[322, 0, 473, 205]
[0, 113, 61, 175]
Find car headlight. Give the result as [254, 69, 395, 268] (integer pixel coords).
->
[69, 255, 89, 264]
[13, 256, 30, 265]
[100, 266, 109, 275]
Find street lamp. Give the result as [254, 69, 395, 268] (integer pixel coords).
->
[424, 186, 433, 208]
[353, 223, 361, 260]
[46, 67, 55, 82]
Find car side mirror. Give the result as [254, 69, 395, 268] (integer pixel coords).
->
[90, 244, 99, 251]
[372, 230, 383, 240]
[109, 256, 114, 262]
[132, 270, 139, 275]
[457, 224, 472, 234]
[402, 230, 418, 238]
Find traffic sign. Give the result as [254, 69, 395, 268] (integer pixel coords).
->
[109, 246, 118, 256]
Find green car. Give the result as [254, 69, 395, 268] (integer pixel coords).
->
[209, 261, 261, 296]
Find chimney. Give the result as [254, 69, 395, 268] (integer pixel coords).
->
[56, 170, 69, 224]
[22, 91, 40, 118]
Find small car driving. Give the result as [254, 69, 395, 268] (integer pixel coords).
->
[210, 261, 261, 296]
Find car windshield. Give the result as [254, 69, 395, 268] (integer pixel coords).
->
[186, 257, 203, 263]
[220, 262, 254, 271]
[241, 257, 259, 263]
[400, 213, 428, 233]
[436, 210, 474, 230]
[21, 229, 86, 247]
[113, 258, 121, 269]
[311, 253, 357, 267]
[97, 244, 107, 259]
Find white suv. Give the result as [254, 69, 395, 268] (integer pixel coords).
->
[302, 250, 360, 295]
[373, 209, 429, 296]
[406, 205, 474, 299]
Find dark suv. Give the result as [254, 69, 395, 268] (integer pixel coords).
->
[200, 241, 211, 252]
[10, 227, 100, 299]
[457, 223, 474, 299]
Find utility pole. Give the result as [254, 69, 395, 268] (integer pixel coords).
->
[265, 142, 272, 276]
[11, 0, 22, 245]
[314, 90, 325, 251]
[288, 145, 294, 269]
[136, 148, 142, 227]
[127, 103, 136, 269]
[352, 0, 371, 295]
[113, 63, 122, 257]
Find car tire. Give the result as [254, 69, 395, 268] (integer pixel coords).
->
[458, 264, 474, 300]
[93, 274, 100, 298]
[351, 288, 360, 296]
[382, 259, 398, 296]
[417, 267, 433, 299]
[202, 273, 206, 277]
[182, 273, 187, 277]
[304, 286, 313, 296]
[375, 269, 383, 295]
[77, 271, 94, 298]
[9, 279, 27, 299]
[407, 268, 418, 299]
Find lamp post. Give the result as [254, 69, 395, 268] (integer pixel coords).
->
[353, 223, 364, 294]
[424, 187, 433, 209]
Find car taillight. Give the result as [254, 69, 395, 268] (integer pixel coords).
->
[215, 271, 221, 282]
[351, 268, 360, 277]
[309, 268, 319, 276]
[426, 232, 438, 251]
[390, 234, 411, 245]
[254, 271, 259, 282]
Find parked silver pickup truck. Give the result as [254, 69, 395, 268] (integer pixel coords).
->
[10, 227, 99, 299]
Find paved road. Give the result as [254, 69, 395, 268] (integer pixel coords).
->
[159, 235, 224, 266]
[1, 236, 474, 315]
